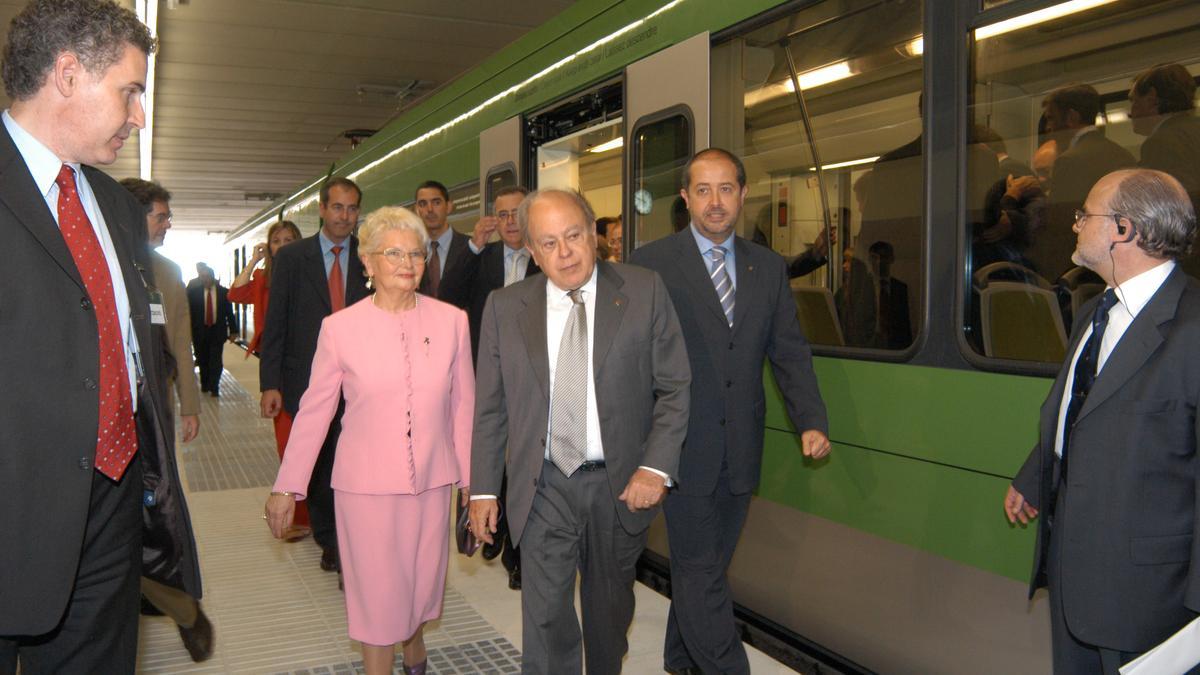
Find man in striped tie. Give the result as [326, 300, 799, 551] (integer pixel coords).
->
[0, 1, 200, 671]
[630, 148, 831, 675]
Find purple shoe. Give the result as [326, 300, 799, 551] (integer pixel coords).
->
[401, 660, 427, 675]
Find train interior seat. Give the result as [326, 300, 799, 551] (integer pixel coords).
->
[790, 283, 845, 346]
[980, 281, 1067, 362]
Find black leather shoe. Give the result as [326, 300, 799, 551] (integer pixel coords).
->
[507, 567, 521, 591]
[320, 547, 339, 572]
[139, 594, 165, 616]
[178, 608, 214, 662]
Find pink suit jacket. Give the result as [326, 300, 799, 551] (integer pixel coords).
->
[274, 294, 474, 497]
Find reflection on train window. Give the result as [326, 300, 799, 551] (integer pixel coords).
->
[712, 0, 923, 350]
[630, 113, 691, 249]
[964, 0, 1200, 362]
[484, 167, 516, 216]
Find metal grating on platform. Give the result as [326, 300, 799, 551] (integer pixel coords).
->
[180, 370, 281, 492]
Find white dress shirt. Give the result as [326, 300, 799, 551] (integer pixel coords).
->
[3, 109, 140, 409]
[1054, 261, 1174, 457]
[545, 267, 603, 462]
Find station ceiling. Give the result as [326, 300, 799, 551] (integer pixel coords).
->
[0, 0, 573, 233]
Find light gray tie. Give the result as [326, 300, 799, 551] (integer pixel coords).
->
[505, 250, 526, 287]
[709, 246, 735, 327]
[548, 289, 587, 476]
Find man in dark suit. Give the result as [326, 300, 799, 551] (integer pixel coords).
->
[1029, 84, 1136, 280]
[0, 2, 200, 671]
[260, 177, 370, 575]
[1129, 63, 1200, 278]
[469, 189, 691, 675]
[415, 179, 472, 307]
[440, 185, 540, 589]
[1005, 169, 1200, 674]
[186, 263, 237, 397]
[630, 148, 831, 675]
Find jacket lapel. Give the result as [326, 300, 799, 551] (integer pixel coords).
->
[672, 229, 728, 329]
[304, 235, 333, 312]
[1077, 268, 1183, 422]
[0, 126, 84, 291]
[593, 261, 627, 371]
[519, 279, 550, 403]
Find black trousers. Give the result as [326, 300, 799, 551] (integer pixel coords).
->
[193, 326, 226, 394]
[306, 401, 344, 554]
[662, 473, 752, 675]
[0, 457, 142, 674]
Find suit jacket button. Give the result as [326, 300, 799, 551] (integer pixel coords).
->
[78, 457, 90, 470]
[540, 438, 545, 447]
[83, 377, 97, 390]
[725, 380, 732, 388]
[80, 297, 92, 310]
[719, 418, 726, 426]
[728, 342, 734, 350]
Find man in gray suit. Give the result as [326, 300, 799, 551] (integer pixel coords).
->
[1005, 169, 1200, 674]
[469, 188, 691, 674]
[630, 148, 831, 675]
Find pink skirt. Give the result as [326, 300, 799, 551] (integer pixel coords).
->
[334, 485, 452, 645]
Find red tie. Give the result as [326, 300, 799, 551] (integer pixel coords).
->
[204, 287, 214, 326]
[56, 165, 137, 480]
[329, 245, 345, 312]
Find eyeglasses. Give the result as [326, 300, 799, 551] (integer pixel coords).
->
[496, 210, 517, 222]
[1073, 210, 1123, 226]
[372, 248, 426, 265]
[151, 211, 173, 224]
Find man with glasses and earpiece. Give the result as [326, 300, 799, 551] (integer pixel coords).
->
[1005, 169, 1200, 674]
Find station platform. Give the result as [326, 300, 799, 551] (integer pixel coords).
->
[134, 344, 795, 674]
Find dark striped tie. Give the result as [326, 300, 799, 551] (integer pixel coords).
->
[1060, 288, 1119, 479]
[709, 246, 734, 327]
[548, 289, 587, 476]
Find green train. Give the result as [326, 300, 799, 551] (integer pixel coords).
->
[226, 0, 1200, 671]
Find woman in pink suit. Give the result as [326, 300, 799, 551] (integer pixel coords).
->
[265, 206, 473, 675]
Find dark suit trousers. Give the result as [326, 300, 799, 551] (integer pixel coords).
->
[663, 473, 752, 675]
[521, 461, 647, 675]
[1047, 484, 1145, 675]
[0, 457, 142, 675]
[193, 325, 226, 394]
[307, 403, 344, 554]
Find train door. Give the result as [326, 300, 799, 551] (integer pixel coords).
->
[480, 115, 523, 219]
[524, 80, 625, 260]
[624, 32, 710, 259]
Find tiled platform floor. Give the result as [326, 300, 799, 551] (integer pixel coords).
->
[136, 345, 795, 673]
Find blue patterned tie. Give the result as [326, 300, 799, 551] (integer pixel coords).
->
[1060, 288, 1119, 478]
[709, 246, 734, 327]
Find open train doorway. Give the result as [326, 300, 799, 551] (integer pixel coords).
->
[525, 80, 624, 259]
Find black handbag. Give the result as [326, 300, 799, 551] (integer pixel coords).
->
[455, 500, 481, 557]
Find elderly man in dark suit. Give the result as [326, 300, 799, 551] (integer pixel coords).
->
[1005, 169, 1200, 674]
[0, 1, 200, 671]
[630, 148, 831, 675]
[469, 188, 691, 675]
[260, 177, 371, 575]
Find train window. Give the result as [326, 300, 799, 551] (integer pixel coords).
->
[484, 165, 516, 216]
[446, 181, 481, 236]
[711, 0, 923, 350]
[629, 111, 692, 252]
[964, 0, 1200, 363]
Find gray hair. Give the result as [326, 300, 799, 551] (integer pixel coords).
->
[357, 206, 429, 254]
[2, 0, 155, 101]
[517, 188, 596, 245]
[1107, 169, 1196, 260]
